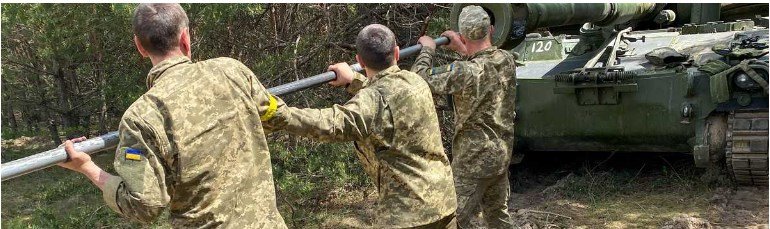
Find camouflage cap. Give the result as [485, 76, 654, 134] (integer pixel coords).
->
[459, 5, 491, 41]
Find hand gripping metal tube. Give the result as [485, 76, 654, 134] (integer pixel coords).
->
[1, 131, 120, 181]
[268, 36, 449, 96]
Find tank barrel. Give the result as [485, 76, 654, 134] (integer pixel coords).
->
[0, 36, 450, 182]
[450, 3, 659, 49]
[522, 3, 658, 31]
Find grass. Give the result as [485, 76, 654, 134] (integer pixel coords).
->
[552, 170, 713, 228]
[508, 151, 766, 229]
[1, 146, 155, 228]
[269, 140, 373, 227]
[4, 139, 766, 228]
[1, 135, 373, 228]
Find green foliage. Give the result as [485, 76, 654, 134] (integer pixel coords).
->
[1, 128, 37, 140]
[1, 3, 451, 227]
[269, 140, 371, 225]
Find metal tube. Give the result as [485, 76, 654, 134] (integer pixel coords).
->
[523, 3, 612, 31]
[268, 36, 449, 96]
[1, 36, 450, 181]
[1, 131, 120, 181]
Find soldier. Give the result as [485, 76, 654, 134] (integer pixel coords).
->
[411, 5, 517, 229]
[57, 4, 287, 228]
[262, 24, 457, 228]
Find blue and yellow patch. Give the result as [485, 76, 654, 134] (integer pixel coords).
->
[122, 147, 143, 161]
[430, 64, 454, 76]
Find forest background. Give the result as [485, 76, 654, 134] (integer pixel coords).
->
[1, 3, 458, 228]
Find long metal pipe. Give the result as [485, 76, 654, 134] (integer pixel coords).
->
[268, 36, 449, 95]
[1, 36, 450, 182]
[1, 131, 120, 181]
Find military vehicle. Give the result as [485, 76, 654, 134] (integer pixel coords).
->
[449, 3, 769, 185]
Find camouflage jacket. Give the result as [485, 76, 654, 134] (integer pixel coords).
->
[263, 65, 457, 228]
[101, 56, 287, 228]
[411, 46, 517, 178]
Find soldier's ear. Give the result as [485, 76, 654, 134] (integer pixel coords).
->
[489, 26, 495, 39]
[179, 28, 191, 58]
[134, 35, 149, 58]
[356, 55, 366, 69]
[488, 25, 495, 42]
[393, 45, 400, 62]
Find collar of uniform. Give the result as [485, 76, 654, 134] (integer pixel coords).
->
[370, 65, 401, 84]
[469, 46, 498, 60]
[146, 56, 192, 89]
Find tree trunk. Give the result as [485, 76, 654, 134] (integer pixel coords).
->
[54, 64, 71, 128]
[46, 119, 61, 144]
[90, 13, 108, 134]
[1, 78, 19, 132]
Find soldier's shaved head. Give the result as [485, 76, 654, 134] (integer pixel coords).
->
[132, 3, 189, 55]
[356, 24, 397, 71]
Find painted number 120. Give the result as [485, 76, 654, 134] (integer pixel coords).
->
[531, 41, 553, 53]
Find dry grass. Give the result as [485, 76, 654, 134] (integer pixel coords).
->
[3, 142, 767, 228]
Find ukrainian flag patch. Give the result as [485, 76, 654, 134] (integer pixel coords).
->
[123, 147, 143, 161]
[430, 64, 454, 76]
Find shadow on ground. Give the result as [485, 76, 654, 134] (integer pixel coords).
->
[501, 151, 769, 229]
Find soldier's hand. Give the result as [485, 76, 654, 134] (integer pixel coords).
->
[441, 30, 466, 55]
[57, 136, 94, 173]
[418, 36, 436, 49]
[328, 63, 354, 87]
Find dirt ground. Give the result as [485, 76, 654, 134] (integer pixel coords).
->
[321, 152, 769, 229]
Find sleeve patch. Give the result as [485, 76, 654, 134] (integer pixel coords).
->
[430, 64, 454, 76]
[122, 147, 143, 161]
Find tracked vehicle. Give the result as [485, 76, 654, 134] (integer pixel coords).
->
[449, 3, 769, 185]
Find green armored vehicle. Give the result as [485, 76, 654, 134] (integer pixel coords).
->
[449, 3, 769, 185]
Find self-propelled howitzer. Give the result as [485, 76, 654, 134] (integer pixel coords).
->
[451, 3, 768, 185]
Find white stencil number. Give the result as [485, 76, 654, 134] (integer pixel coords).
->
[530, 41, 553, 53]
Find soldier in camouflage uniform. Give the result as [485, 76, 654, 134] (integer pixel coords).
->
[261, 24, 457, 228]
[58, 4, 287, 228]
[411, 6, 517, 229]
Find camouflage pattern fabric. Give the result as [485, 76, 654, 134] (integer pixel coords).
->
[454, 172, 513, 229]
[412, 214, 457, 229]
[458, 6, 491, 41]
[102, 56, 287, 228]
[412, 46, 516, 228]
[411, 46, 517, 179]
[263, 65, 457, 228]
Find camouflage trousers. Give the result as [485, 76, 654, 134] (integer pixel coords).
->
[454, 171, 513, 229]
[410, 214, 457, 229]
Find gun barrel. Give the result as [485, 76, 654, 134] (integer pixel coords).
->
[450, 3, 659, 49]
[1, 36, 450, 182]
[524, 3, 657, 30]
